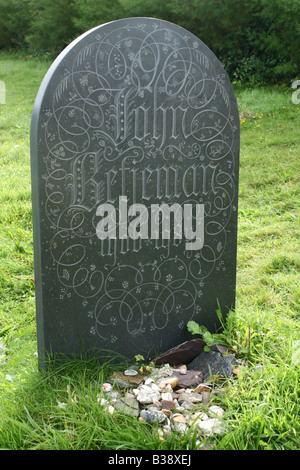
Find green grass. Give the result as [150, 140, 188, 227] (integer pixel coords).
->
[0, 52, 299, 450]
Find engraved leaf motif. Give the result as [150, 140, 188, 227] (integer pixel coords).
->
[76, 43, 93, 66]
[218, 84, 229, 108]
[195, 50, 209, 69]
[55, 76, 70, 103]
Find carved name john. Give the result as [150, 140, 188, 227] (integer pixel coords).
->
[31, 18, 240, 365]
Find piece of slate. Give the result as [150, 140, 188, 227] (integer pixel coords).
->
[171, 369, 203, 388]
[187, 350, 235, 379]
[155, 339, 206, 366]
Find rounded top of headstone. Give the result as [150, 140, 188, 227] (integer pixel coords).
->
[32, 17, 238, 131]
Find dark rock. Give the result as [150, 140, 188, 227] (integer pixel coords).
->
[155, 339, 206, 366]
[187, 350, 235, 380]
[210, 344, 228, 354]
[171, 369, 203, 388]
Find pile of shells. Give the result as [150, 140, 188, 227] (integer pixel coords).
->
[99, 364, 226, 443]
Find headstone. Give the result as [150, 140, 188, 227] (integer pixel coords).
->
[30, 18, 240, 368]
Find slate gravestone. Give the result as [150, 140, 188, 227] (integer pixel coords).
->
[30, 18, 239, 368]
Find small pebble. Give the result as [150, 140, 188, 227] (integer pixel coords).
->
[208, 405, 224, 417]
[97, 397, 109, 406]
[144, 378, 154, 385]
[174, 405, 185, 412]
[201, 390, 211, 401]
[160, 399, 177, 411]
[161, 392, 173, 401]
[159, 377, 179, 388]
[124, 369, 138, 376]
[172, 413, 187, 423]
[197, 418, 225, 436]
[191, 411, 209, 421]
[140, 409, 166, 424]
[163, 424, 172, 435]
[172, 422, 187, 434]
[152, 399, 161, 407]
[150, 383, 160, 392]
[102, 383, 112, 392]
[193, 384, 211, 394]
[180, 401, 194, 410]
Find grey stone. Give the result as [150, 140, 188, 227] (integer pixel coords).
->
[170, 369, 203, 388]
[107, 377, 132, 389]
[171, 422, 188, 435]
[136, 385, 161, 404]
[30, 17, 240, 369]
[178, 391, 203, 404]
[163, 425, 172, 435]
[187, 350, 235, 379]
[140, 409, 166, 424]
[114, 395, 139, 417]
[179, 401, 194, 410]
